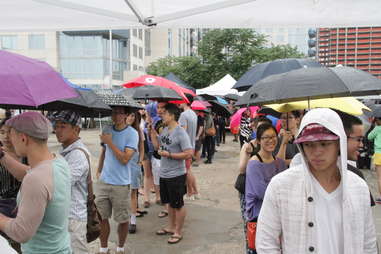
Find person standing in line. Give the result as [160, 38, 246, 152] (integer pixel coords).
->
[0, 112, 72, 253]
[218, 115, 227, 145]
[150, 103, 193, 244]
[204, 111, 215, 164]
[193, 110, 205, 167]
[52, 110, 91, 254]
[95, 107, 139, 254]
[179, 100, 199, 199]
[256, 108, 377, 253]
[367, 117, 381, 203]
[239, 109, 252, 148]
[126, 111, 145, 234]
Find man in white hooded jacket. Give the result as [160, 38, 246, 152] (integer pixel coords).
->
[256, 108, 377, 254]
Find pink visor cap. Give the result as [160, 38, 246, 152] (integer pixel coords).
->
[294, 123, 339, 144]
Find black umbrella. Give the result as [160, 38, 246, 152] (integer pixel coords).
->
[367, 104, 381, 118]
[95, 90, 143, 110]
[121, 86, 183, 101]
[208, 100, 231, 117]
[236, 66, 381, 106]
[198, 94, 217, 101]
[165, 72, 196, 92]
[257, 107, 282, 119]
[224, 93, 240, 101]
[0, 88, 112, 118]
[233, 58, 322, 91]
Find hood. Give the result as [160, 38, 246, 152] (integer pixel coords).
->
[296, 108, 348, 197]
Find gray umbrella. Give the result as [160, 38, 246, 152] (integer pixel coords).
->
[233, 58, 322, 92]
[95, 90, 143, 110]
[129, 86, 183, 101]
[367, 104, 381, 118]
[224, 93, 240, 101]
[236, 66, 381, 106]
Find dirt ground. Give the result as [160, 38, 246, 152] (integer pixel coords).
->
[48, 129, 381, 254]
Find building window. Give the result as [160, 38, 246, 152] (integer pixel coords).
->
[0, 35, 18, 49]
[168, 29, 172, 56]
[138, 29, 143, 40]
[145, 30, 151, 56]
[133, 44, 138, 57]
[28, 34, 45, 49]
[139, 47, 143, 59]
[133, 29, 137, 37]
[139, 66, 144, 71]
[133, 64, 138, 71]
[276, 34, 285, 43]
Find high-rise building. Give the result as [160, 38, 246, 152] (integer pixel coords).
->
[314, 27, 381, 78]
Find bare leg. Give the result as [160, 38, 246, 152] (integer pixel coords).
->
[99, 219, 110, 248]
[173, 206, 186, 237]
[167, 206, 176, 232]
[117, 222, 129, 248]
[130, 189, 138, 216]
[154, 184, 161, 203]
[186, 170, 198, 196]
[142, 159, 154, 205]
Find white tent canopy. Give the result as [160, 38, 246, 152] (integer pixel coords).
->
[1, 0, 381, 31]
[197, 74, 238, 96]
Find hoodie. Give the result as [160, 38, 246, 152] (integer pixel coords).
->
[256, 108, 377, 254]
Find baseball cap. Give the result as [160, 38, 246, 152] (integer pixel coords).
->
[294, 123, 339, 144]
[6, 112, 52, 140]
[50, 110, 81, 126]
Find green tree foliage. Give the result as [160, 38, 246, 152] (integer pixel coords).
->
[146, 29, 306, 88]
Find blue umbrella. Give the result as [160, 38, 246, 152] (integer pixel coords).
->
[216, 96, 228, 105]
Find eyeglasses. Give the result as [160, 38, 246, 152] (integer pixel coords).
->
[347, 136, 364, 143]
[260, 135, 277, 141]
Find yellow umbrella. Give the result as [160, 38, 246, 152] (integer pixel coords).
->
[265, 97, 371, 116]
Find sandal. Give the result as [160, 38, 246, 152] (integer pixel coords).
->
[156, 228, 174, 235]
[158, 210, 168, 218]
[168, 235, 182, 244]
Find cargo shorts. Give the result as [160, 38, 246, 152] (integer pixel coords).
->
[95, 181, 130, 223]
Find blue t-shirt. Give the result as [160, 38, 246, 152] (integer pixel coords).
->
[101, 125, 139, 185]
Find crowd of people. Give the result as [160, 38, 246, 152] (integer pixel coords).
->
[0, 97, 230, 254]
[237, 107, 379, 253]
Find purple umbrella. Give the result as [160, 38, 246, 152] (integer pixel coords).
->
[0, 50, 77, 107]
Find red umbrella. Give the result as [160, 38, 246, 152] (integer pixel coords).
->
[191, 100, 207, 110]
[123, 75, 196, 103]
[200, 100, 212, 107]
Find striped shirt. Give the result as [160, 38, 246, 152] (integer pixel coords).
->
[60, 139, 89, 221]
[240, 116, 251, 139]
[0, 163, 21, 199]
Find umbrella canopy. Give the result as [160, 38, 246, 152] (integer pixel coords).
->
[236, 66, 381, 106]
[2, 0, 381, 31]
[233, 58, 323, 91]
[224, 93, 240, 101]
[216, 96, 228, 105]
[129, 86, 183, 101]
[95, 90, 143, 110]
[0, 50, 77, 107]
[165, 73, 195, 93]
[368, 104, 381, 118]
[265, 97, 371, 116]
[191, 100, 207, 111]
[230, 106, 260, 129]
[123, 75, 195, 103]
[208, 100, 231, 117]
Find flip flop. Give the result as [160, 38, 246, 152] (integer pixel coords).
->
[137, 210, 148, 215]
[156, 228, 174, 235]
[158, 210, 168, 218]
[168, 235, 182, 244]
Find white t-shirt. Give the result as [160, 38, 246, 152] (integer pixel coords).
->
[311, 175, 344, 254]
[0, 235, 18, 254]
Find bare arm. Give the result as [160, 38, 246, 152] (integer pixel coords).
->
[0, 152, 29, 181]
[96, 147, 105, 179]
[138, 128, 145, 163]
[238, 143, 251, 174]
[100, 134, 134, 165]
[196, 126, 204, 140]
[150, 128, 160, 151]
[159, 149, 193, 160]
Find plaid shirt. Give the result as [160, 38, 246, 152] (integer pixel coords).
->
[60, 139, 90, 221]
[256, 165, 377, 254]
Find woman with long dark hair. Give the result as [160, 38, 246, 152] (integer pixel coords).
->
[245, 123, 287, 254]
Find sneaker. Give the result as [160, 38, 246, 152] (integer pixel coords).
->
[129, 224, 136, 234]
[194, 194, 201, 200]
[376, 198, 381, 204]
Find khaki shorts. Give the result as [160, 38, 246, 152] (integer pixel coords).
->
[95, 181, 130, 223]
[68, 219, 88, 254]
